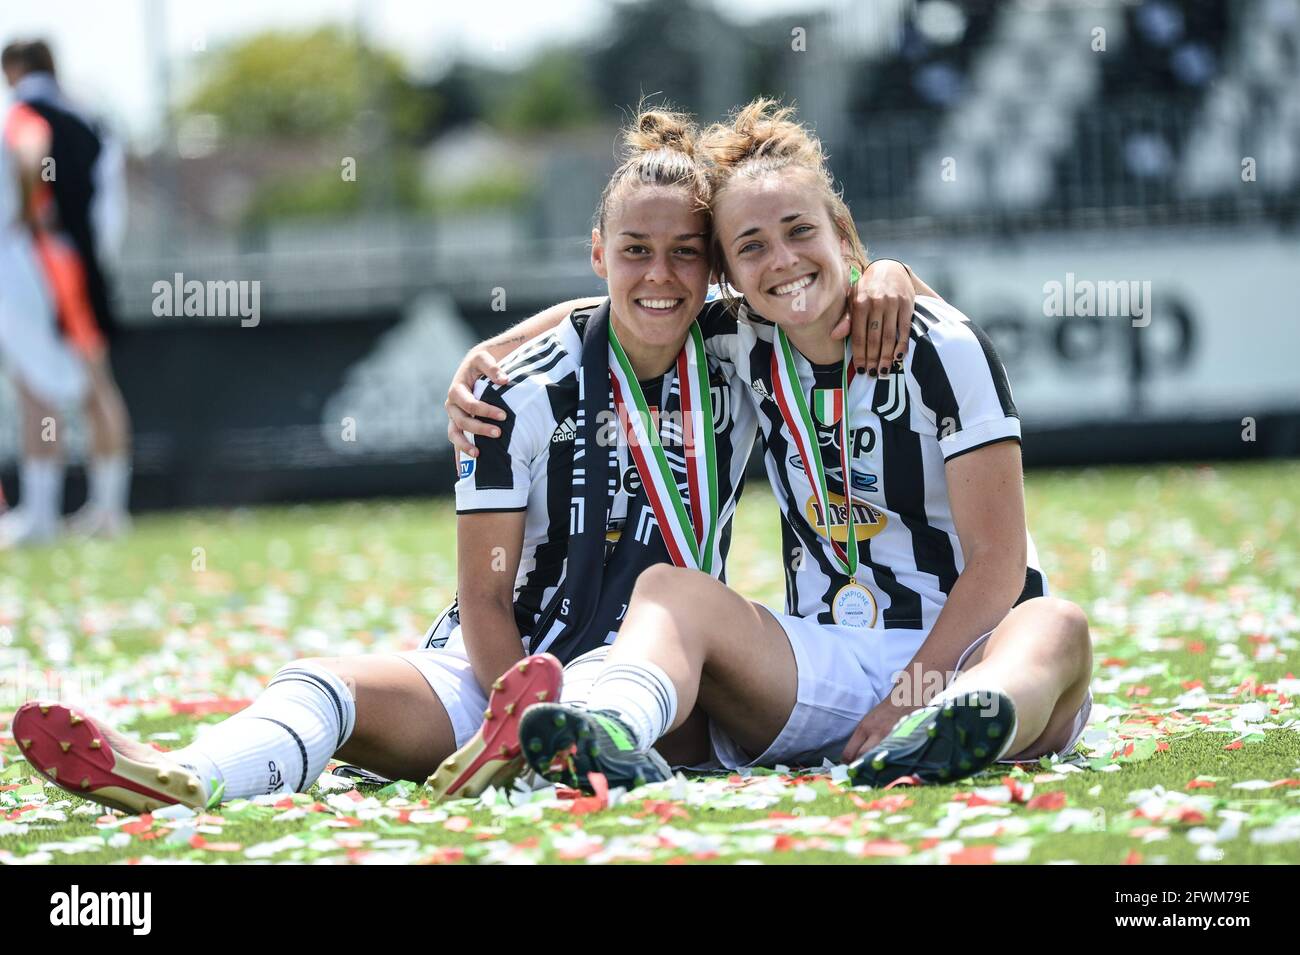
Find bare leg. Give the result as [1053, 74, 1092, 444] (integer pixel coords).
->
[1, 380, 65, 545]
[314, 655, 458, 782]
[606, 565, 799, 757]
[942, 596, 1093, 758]
[18, 377, 60, 460]
[14, 652, 462, 813]
[81, 353, 130, 458]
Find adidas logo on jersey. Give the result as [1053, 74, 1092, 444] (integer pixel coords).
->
[751, 379, 770, 401]
[551, 417, 577, 443]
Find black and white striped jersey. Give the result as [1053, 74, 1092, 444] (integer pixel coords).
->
[701, 292, 1047, 630]
[452, 303, 758, 654]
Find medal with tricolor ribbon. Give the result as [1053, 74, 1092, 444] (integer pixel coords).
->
[608, 321, 720, 576]
[770, 327, 878, 629]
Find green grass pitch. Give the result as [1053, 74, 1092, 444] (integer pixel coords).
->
[1, 461, 1297, 864]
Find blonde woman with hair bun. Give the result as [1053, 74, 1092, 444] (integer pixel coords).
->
[514, 99, 1094, 792]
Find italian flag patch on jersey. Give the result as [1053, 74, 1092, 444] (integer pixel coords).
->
[812, 388, 843, 426]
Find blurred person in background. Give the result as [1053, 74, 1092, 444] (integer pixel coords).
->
[0, 39, 130, 547]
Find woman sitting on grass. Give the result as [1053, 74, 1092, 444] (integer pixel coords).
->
[514, 99, 1095, 791]
[11, 107, 926, 813]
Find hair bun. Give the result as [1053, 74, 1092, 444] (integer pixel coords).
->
[703, 97, 825, 171]
[623, 107, 699, 159]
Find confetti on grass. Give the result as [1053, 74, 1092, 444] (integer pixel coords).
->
[0, 465, 1297, 863]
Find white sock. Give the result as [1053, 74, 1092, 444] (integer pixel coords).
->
[172, 662, 356, 801]
[88, 454, 131, 514]
[586, 660, 678, 753]
[19, 458, 64, 529]
[932, 680, 1018, 759]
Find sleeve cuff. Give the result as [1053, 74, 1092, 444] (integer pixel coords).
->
[939, 416, 1022, 460]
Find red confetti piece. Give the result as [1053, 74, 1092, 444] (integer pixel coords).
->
[1026, 791, 1067, 811]
[948, 845, 996, 865]
[121, 814, 154, 835]
[1186, 779, 1216, 789]
[1101, 657, 1128, 667]
[883, 775, 920, 790]
[1224, 740, 1243, 751]
[423, 846, 465, 865]
[859, 840, 911, 858]
[1156, 741, 1170, 752]
[1232, 678, 1258, 698]
[443, 815, 472, 832]
[860, 794, 914, 813]
[589, 771, 610, 804]
[567, 773, 610, 816]
[189, 835, 241, 852]
[1002, 776, 1028, 803]
[773, 835, 797, 853]
[1187, 642, 1205, 654]
[1123, 850, 1143, 865]
[638, 800, 689, 823]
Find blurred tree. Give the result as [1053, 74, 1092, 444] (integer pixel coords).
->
[181, 26, 437, 142]
[487, 50, 599, 133]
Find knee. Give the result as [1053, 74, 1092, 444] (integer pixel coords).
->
[279, 656, 358, 697]
[1034, 597, 1092, 672]
[631, 564, 710, 606]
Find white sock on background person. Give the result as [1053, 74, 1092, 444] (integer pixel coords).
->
[586, 660, 678, 753]
[88, 453, 131, 515]
[172, 662, 356, 801]
[18, 457, 64, 531]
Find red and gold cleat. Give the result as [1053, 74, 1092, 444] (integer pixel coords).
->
[424, 653, 563, 804]
[12, 701, 206, 814]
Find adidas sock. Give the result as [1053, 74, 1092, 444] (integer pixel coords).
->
[88, 454, 131, 515]
[19, 458, 64, 531]
[586, 661, 678, 753]
[172, 663, 356, 801]
[932, 680, 1018, 759]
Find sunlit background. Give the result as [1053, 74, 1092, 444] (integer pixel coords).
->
[2, 0, 1297, 509]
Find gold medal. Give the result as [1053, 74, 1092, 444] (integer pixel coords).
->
[831, 580, 878, 629]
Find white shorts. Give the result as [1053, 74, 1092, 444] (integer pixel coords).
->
[0, 229, 87, 407]
[707, 608, 1093, 771]
[397, 614, 607, 749]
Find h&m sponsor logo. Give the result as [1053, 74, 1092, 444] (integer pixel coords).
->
[50, 885, 151, 935]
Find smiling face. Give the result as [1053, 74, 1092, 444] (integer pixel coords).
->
[592, 184, 710, 368]
[712, 170, 851, 333]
